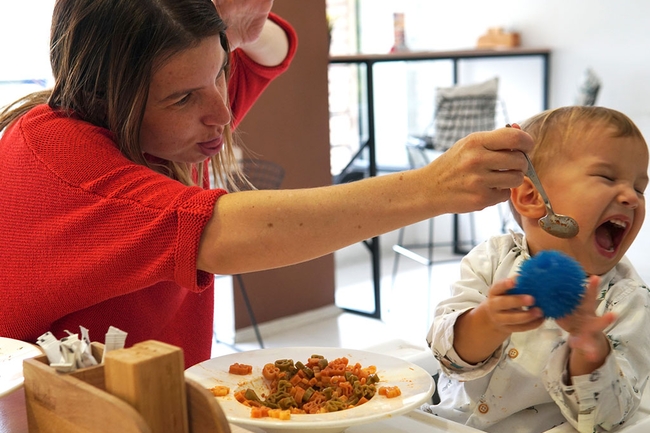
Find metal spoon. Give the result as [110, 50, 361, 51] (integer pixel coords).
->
[523, 153, 579, 238]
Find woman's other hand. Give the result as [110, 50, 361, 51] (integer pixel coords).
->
[213, 0, 273, 49]
[214, 0, 289, 67]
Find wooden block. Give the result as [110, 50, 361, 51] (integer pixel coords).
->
[23, 342, 231, 433]
[23, 354, 150, 433]
[185, 378, 231, 433]
[104, 340, 189, 433]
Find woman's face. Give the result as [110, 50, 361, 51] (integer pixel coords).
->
[140, 36, 230, 163]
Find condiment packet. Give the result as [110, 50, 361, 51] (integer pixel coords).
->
[36, 332, 66, 365]
[36, 325, 127, 372]
[79, 326, 98, 368]
[60, 332, 82, 366]
[36, 331, 75, 373]
[48, 361, 76, 373]
[101, 326, 128, 363]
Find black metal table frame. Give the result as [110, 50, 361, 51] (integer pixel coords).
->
[329, 48, 550, 319]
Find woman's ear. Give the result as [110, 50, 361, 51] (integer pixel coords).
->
[510, 178, 547, 218]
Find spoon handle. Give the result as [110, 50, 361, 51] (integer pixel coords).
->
[523, 153, 555, 214]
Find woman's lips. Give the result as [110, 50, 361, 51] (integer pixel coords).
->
[198, 137, 223, 157]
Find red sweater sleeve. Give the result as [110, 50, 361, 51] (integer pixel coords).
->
[227, 13, 298, 128]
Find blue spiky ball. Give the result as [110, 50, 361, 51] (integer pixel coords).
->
[510, 250, 586, 319]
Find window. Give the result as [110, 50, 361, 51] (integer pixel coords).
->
[327, 0, 362, 177]
[0, 2, 55, 110]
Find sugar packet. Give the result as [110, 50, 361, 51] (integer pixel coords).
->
[101, 326, 128, 363]
[36, 325, 127, 372]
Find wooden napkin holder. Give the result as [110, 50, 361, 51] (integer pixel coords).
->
[22, 340, 230, 433]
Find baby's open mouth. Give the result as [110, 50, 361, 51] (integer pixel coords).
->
[595, 218, 627, 252]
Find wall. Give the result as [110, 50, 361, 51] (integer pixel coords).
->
[354, 0, 650, 133]
[233, 0, 335, 329]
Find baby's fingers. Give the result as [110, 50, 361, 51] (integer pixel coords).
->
[488, 277, 536, 308]
[488, 277, 518, 297]
[568, 314, 617, 362]
[485, 278, 543, 330]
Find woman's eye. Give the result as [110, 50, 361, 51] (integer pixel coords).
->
[175, 94, 191, 106]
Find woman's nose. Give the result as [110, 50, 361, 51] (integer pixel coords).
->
[202, 87, 231, 126]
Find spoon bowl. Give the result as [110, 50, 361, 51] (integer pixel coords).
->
[538, 212, 580, 239]
[523, 153, 579, 239]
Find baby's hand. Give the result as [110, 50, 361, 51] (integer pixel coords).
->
[482, 278, 545, 335]
[555, 275, 616, 363]
[453, 278, 544, 364]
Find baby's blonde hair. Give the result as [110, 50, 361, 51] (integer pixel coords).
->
[509, 106, 646, 226]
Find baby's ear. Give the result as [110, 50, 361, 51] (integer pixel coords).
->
[510, 178, 547, 218]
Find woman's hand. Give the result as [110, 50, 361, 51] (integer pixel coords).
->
[556, 275, 616, 373]
[213, 0, 289, 66]
[213, 0, 273, 49]
[423, 126, 534, 215]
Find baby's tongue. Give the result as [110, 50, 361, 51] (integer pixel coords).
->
[595, 225, 614, 250]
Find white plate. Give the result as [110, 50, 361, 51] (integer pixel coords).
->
[185, 347, 435, 433]
[0, 337, 43, 397]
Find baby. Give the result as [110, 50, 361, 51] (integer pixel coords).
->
[422, 106, 650, 433]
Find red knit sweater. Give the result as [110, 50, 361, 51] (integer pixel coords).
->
[0, 14, 297, 368]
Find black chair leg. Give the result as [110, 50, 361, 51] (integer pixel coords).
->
[431, 373, 441, 405]
[235, 274, 264, 348]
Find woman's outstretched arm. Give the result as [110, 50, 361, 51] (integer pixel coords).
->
[198, 127, 533, 274]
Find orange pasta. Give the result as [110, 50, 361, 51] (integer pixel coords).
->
[262, 363, 280, 380]
[229, 362, 253, 375]
[234, 354, 384, 419]
[378, 386, 402, 398]
[209, 385, 230, 397]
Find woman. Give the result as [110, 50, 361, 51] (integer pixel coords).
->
[0, 0, 533, 367]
